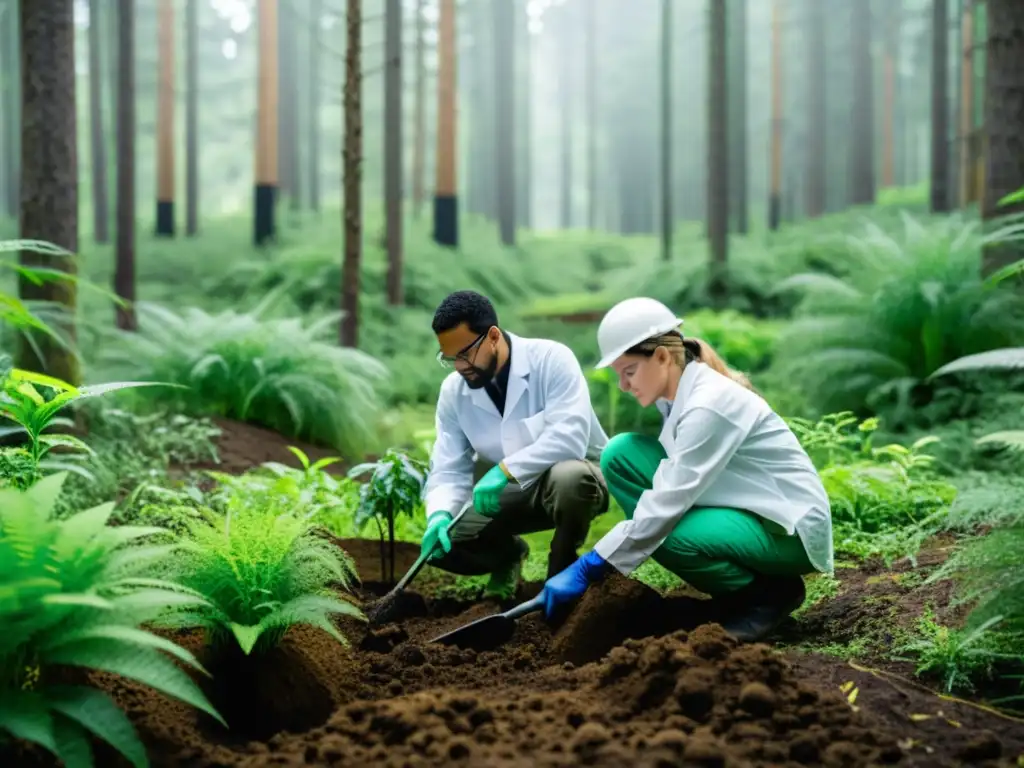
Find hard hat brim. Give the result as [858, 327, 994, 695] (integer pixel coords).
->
[595, 317, 684, 369]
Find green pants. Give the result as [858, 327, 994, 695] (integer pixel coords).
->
[600, 432, 813, 596]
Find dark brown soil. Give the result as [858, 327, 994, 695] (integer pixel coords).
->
[53, 544, 1024, 768]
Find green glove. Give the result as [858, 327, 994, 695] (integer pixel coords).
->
[473, 465, 509, 517]
[421, 510, 453, 560]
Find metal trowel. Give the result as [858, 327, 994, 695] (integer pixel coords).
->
[427, 592, 545, 651]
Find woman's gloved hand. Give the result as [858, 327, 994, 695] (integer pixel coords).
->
[420, 510, 454, 560]
[539, 550, 612, 618]
[472, 464, 509, 516]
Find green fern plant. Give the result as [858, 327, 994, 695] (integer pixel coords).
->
[155, 507, 364, 655]
[97, 299, 388, 458]
[930, 347, 1024, 453]
[0, 472, 223, 768]
[770, 212, 1024, 418]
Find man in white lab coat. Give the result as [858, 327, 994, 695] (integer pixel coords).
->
[421, 291, 610, 598]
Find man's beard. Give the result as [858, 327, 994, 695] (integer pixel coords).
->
[460, 354, 498, 389]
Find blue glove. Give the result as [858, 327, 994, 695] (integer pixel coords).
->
[540, 550, 613, 618]
[472, 464, 509, 517]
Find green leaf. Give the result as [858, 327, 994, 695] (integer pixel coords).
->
[44, 641, 225, 726]
[21, 471, 68, 517]
[42, 625, 209, 675]
[51, 715, 95, 768]
[38, 434, 95, 455]
[0, 690, 59, 757]
[230, 622, 264, 655]
[8, 368, 78, 394]
[47, 686, 148, 768]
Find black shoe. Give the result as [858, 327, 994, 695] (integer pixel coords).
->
[718, 575, 806, 643]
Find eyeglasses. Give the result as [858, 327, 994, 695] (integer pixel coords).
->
[436, 332, 488, 369]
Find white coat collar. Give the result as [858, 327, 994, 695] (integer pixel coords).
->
[461, 331, 530, 419]
[657, 362, 702, 447]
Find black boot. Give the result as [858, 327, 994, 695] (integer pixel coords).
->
[717, 575, 806, 643]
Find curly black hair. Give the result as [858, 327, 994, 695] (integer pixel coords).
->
[431, 290, 499, 335]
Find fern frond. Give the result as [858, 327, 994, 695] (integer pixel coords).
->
[930, 347, 1024, 378]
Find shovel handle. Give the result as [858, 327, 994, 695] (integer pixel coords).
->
[394, 500, 473, 591]
[503, 592, 545, 620]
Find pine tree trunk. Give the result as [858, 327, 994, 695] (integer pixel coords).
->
[18, 0, 80, 383]
[384, 0, 403, 304]
[432, 0, 457, 247]
[155, 0, 175, 236]
[930, 0, 951, 213]
[185, 0, 198, 235]
[254, 0, 278, 245]
[707, 0, 728, 299]
[849, 0, 876, 205]
[494, 0, 515, 246]
[410, 0, 425, 218]
[805, 0, 826, 217]
[115, 0, 137, 331]
[981, 0, 1024, 274]
[88, 0, 109, 244]
[341, 0, 362, 347]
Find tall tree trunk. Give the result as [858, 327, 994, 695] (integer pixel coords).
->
[659, 0, 672, 260]
[849, 1, 876, 205]
[309, 0, 322, 212]
[707, 0, 728, 300]
[433, 0, 457, 247]
[185, 0, 198, 235]
[957, 3, 975, 207]
[882, 2, 899, 188]
[768, 0, 783, 230]
[559, 6, 573, 229]
[930, 0, 951, 212]
[277, 3, 293, 207]
[156, 0, 175, 236]
[341, 0, 362, 345]
[585, 0, 597, 230]
[88, 0, 109, 244]
[115, 0, 136, 331]
[494, 0, 515, 246]
[981, 0, 1024, 274]
[384, 0, 403, 304]
[805, 0, 826, 217]
[3, 6, 20, 220]
[730, 0, 748, 233]
[411, 0, 425, 218]
[18, 0, 80, 384]
[517, 12, 532, 230]
[254, 0, 278, 245]
[286, 5, 301, 214]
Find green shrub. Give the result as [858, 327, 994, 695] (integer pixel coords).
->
[771, 213, 1024, 419]
[0, 472, 223, 767]
[96, 301, 388, 458]
[155, 507, 364, 656]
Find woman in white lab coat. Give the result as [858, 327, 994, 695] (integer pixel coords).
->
[538, 297, 834, 642]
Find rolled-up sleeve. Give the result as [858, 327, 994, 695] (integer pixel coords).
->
[423, 382, 475, 516]
[594, 407, 749, 574]
[502, 344, 591, 489]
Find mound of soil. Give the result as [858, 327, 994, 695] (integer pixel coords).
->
[65, 570, 1024, 768]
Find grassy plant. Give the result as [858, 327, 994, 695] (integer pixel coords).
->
[771, 212, 1024, 420]
[155, 507, 364, 655]
[894, 610, 1009, 694]
[0, 472, 223, 767]
[349, 449, 428, 583]
[96, 300, 388, 458]
[0, 358, 180, 489]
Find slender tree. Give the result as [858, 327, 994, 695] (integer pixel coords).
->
[849, 0, 876, 205]
[805, 0, 826, 217]
[585, 0, 597, 230]
[558, 6, 573, 229]
[309, 0, 322, 212]
[18, 0, 80, 384]
[930, 0, 951, 213]
[957, 2, 975, 207]
[2, 6, 19, 219]
[433, 0, 457, 247]
[494, 0, 515, 246]
[185, 0, 198, 235]
[254, 0, 278, 245]
[707, 0, 728, 297]
[88, 0, 109, 243]
[384, 0, 403, 304]
[115, 0, 136, 331]
[981, 0, 1024, 273]
[155, 0, 175, 236]
[341, 0, 363, 344]
[411, 0, 426, 218]
[660, 0, 672, 260]
[768, 0, 783, 230]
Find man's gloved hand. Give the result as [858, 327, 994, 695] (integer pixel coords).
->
[472, 464, 509, 517]
[420, 510, 454, 561]
[540, 550, 612, 619]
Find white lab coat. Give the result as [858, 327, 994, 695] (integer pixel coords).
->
[593, 361, 834, 577]
[423, 333, 609, 517]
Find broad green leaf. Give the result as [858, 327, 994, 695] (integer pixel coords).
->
[47, 686, 147, 768]
[230, 622, 264, 655]
[38, 434, 95, 454]
[8, 368, 78, 394]
[42, 625, 208, 674]
[0, 690, 59, 756]
[51, 715, 95, 768]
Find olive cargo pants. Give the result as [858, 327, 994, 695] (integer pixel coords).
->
[431, 459, 609, 579]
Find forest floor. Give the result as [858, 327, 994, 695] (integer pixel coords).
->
[30, 421, 1024, 767]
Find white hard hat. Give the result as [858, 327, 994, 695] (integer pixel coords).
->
[596, 297, 683, 368]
